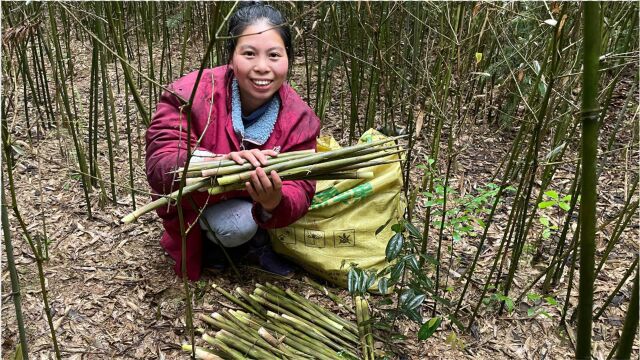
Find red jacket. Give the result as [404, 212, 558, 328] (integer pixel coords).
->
[146, 66, 320, 280]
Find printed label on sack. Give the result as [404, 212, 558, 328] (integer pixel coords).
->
[334, 229, 356, 247]
[304, 229, 326, 248]
[275, 227, 295, 244]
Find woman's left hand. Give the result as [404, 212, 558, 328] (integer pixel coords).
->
[246, 167, 282, 212]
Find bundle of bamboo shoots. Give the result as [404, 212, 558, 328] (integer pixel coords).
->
[121, 136, 404, 224]
[182, 282, 374, 360]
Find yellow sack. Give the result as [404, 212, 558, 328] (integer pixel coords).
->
[270, 129, 405, 288]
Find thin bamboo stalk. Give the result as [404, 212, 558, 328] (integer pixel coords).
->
[1, 186, 29, 359]
[593, 256, 638, 322]
[576, 3, 601, 358]
[612, 268, 639, 360]
[180, 344, 223, 360]
[201, 333, 245, 360]
[216, 146, 402, 186]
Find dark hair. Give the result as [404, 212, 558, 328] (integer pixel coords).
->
[227, 2, 293, 62]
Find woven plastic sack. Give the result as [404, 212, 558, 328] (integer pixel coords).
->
[269, 129, 405, 287]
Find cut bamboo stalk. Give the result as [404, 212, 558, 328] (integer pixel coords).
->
[180, 344, 224, 360]
[254, 288, 351, 336]
[201, 333, 245, 360]
[235, 309, 353, 359]
[258, 327, 313, 359]
[265, 313, 347, 360]
[178, 149, 315, 172]
[216, 329, 280, 360]
[120, 179, 209, 223]
[209, 312, 290, 358]
[235, 287, 268, 317]
[199, 151, 313, 178]
[188, 170, 375, 186]
[302, 276, 351, 309]
[355, 296, 371, 360]
[217, 147, 403, 186]
[211, 283, 263, 318]
[283, 288, 358, 334]
[360, 297, 375, 360]
[259, 285, 348, 333]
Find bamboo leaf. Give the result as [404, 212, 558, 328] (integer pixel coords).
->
[475, 52, 483, 64]
[405, 222, 422, 240]
[385, 232, 404, 261]
[538, 201, 556, 209]
[378, 277, 389, 295]
[347, 268, 360, 294]
[418, 317, 441, 341]
[559, 202, 571, 211]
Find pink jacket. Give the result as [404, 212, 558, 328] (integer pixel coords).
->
[146, 66, 321, 280]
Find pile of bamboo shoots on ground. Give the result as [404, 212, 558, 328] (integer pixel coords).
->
[182, 282, 375, 360]
[121, 136, 404, 223]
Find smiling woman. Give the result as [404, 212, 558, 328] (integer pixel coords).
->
[230, 22, 289, 113]
[144, 2, 321, 280]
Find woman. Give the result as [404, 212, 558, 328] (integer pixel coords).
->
[146, 3, 320, 280]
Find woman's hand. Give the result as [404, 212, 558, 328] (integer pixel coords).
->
[228, 149, 279, 167]
[246, 167, 282, 212]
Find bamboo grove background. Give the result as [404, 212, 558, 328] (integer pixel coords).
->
[1, 2, 638, 359]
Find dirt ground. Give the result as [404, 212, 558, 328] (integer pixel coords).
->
[2, 27, 639, 360]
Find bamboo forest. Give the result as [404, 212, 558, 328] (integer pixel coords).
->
[1, 2, 638, 359]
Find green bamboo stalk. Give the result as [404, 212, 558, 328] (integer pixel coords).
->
[594, 256, 638, 322]
[200, 313, 288, 358]
[576, 3, 601, 359]
[595, 179, 639, 276]
[257, 326, 312, 358]
[182, 149, 314, 173]
[252, 295, 357, 351]
[216, 145, 403, 186]
[120, 179, 209, 223]
[233, 287, 268, 317]
[193, 147, 399, 181]
[256, 286, 358, 340]
[355, 296, 373, 360]
[544, 163, 582, 292]
[97, 19, 117, 203]
[180, 344, 223, 360]
[179, 3, 193, 76]
[302, 276, 351, 309]
[3, 101, 61, 360]
[1, 183, 29, 359]
[47, 3, 93, 219]
[612, 268, 638, 360]
[124, 80, 137, 208]
[201, 333, 245, 360]
[87, 37, 99, 186]
[215, 329, 280, 360]
[232, 310, 342, 359]
[282, 287, 358, 334]
[196, 151, 317, 178]
[102, 3, 151, 126]
[211, 283, 263, 317]
[266, 312, 354, 359]
[253, 288, 353, 338]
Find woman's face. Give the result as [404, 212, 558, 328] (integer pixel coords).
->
[230, 21, 289, 114]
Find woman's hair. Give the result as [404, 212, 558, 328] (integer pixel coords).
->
[227, 2, 293, 62]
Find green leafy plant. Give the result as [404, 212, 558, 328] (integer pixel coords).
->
[525, 293, 559, 319]
[482, 291, 516, 313]
[538, 190, 572, 211]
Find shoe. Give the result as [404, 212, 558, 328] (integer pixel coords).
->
[245, 229, 296, 277]
[201, 238, 227, 271]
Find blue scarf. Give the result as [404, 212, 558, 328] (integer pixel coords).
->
[231, 78, 280, 146]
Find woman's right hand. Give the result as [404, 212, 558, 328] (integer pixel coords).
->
[228, 149, 279, 168]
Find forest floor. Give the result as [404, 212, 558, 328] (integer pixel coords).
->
[2, 36, 639, 360]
